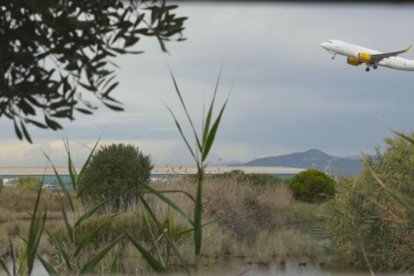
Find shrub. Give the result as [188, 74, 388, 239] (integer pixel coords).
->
[79, 143, 153, 211]
[327, 133, 414, 271]
[289, 169, 335, 203]
[0, 178, 3, 193]
[14, 176, 42, 192]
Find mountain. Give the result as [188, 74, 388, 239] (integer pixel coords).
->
[244, 149, 362, 176]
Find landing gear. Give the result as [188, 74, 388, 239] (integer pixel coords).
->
[331, 53, 336, 60]
[373, 64, 378, 69]
[365, 67, 370, 72]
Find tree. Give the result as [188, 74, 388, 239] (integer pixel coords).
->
[79, 143, 153, 211]
[289, 169, 336, 203]
[0, 0, 186, 142]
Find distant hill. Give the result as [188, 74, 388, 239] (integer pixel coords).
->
[244, 149, 362, 176]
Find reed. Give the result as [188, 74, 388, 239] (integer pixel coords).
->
[166, 67, 229, 257]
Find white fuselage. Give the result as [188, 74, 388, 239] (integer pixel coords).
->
[321, 40, 414, 71]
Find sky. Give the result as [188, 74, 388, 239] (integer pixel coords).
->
[1, 2, 414, 167]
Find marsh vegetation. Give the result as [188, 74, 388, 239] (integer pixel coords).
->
[2, 133, 414, 275]
[0, 172, 328, 275]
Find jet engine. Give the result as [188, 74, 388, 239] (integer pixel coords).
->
[347, 57, 362, 66]
[358, 52, 373, 63]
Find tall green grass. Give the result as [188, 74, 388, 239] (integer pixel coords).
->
[0, 69, 228, 275]
[166, 68, 228, 256]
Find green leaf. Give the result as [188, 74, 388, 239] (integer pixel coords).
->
[169, 69, 202, 152]
[102, 101, 124, 111]
[0, 256, 11, 276]
[27, 185, 48, 275]
[77, 138, 101, 196]
[43, 153, 75, 212]
[146, 189, 195, 202]
[202, 65, 223, 146]
[102, 82, 119, 98]
[46, 231, 72, 271]
[124, 35, 140, 47]
[391, 129, 414, 145]
[75, 107, 93, 114]
[163, 232, 191, 276]
[79, 82, 97, 92]
[202, 99, 228, 161]
[61, 205, 74, 243]
[20, 120, 32, 143]
[44, 116, 62, 130]
[13, 119, 23, 140]
[25, 118, 48, 129]
[37, 254, 58, 275]
[125, 232, 166, 272]
[143, 184, 193, 224]
[74, 201, 105, 228]
[80, 234, 124, 274]
[64, 139, 78, 191]
[166, 105, 197, 163]
[74, 222, 108, 257]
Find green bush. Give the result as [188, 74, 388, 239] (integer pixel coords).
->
[0, 178, 3, 193]
[327, 133, 414, 271]
[288, 169, 335, 203]
[79, 144, 153, 211]
[15, 176, 42, 192]
[211, 170, 283, 186]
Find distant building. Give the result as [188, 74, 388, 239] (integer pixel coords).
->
[0, 166, 306, 187]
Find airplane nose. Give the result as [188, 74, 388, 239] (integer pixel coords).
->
[320, 42, 328, 49]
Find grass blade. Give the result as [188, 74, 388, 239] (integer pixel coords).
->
[163, 232, 191, 276]
[74, 201, 105, 228]
[143, 184, 193, 224]
[64, 139, 78, 191]
[202, 65, 223, 146]
[142, 212, 164, 266]
[166, 105, 197, 163]
[139, 196, 162, 230]
[74, 222, 108, 257]
[46, 231, 72, 271]
[37, 254, 58, 275]
[61, 205, 74, 243]
[43, 153, 75, 212]
[125, 231, 166, 272]
[80, 234, 124, 274]
[76, 138, 101, 192]
[26, 184, 48, 275]
[202, 99, 228, 161]
[390, 129, 414, 144]
[142, 189, 195, 202]
[9, 236, 16, 276]
[0, 256, 11, 276]
[168, 69, 202, 152]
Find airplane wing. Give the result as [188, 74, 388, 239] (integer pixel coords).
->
[371, 45, 412, 61]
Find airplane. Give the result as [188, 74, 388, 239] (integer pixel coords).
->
[320, 40, 414, 72]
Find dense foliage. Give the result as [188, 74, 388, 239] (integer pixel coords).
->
[0, 0, 186, 142]
[211, 170, 283, 186]
[79, 143, 153, 210]
[15, 176, 42, 192]
[328, 133, 414, 271]
[289, 169, 336, 203]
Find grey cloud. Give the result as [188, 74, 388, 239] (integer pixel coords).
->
[1, 3, 414, 166]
